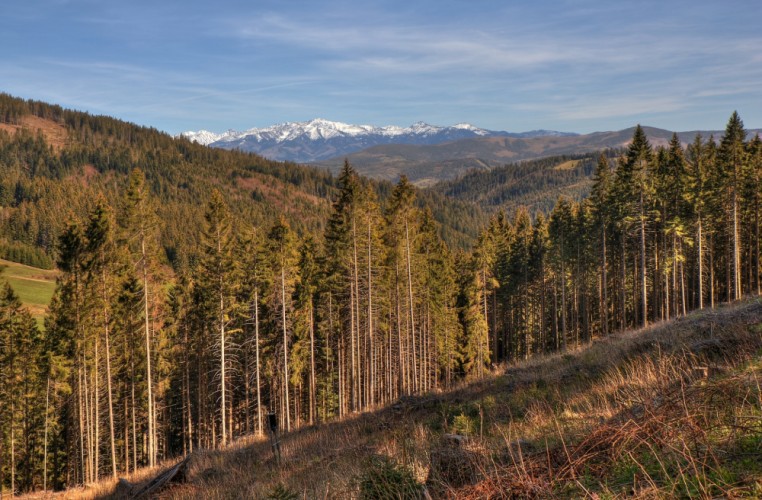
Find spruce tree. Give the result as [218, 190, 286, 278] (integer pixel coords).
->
[589, 154, 612, 334]
[119, 169, 161, 466]
[718, 112, 747, 300]
[197, 189, 237, 447]
[265, 217, 299, 431]
[617, 126, 654, 327]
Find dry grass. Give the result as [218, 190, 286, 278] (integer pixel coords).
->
[0, 115, 69, 151]
[38, 298, 762, 499]
[454, 299, 762, 499]
[553, 159, 583, 171]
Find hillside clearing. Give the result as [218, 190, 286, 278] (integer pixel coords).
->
[0, 258, 57, 326]
[553, 159, 584, 170]
[0, 115, 69, 151]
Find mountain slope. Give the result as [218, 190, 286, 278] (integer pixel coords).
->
[427, 153, 605, 216]
[319, 126, 762, 185]
[86, 299, 762, 499]
[181, 118, 576, 163]
[0, 94, 483, 266]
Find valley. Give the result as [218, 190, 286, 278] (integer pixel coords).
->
[0, 95, 760, 499]
[5, 0, 761, 497]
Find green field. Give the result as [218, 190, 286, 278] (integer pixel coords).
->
[0, 258, 58, 327]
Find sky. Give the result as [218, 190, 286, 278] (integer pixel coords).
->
[2, 0, 761, 135]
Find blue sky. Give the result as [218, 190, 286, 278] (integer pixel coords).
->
[2, 0, 760, 134]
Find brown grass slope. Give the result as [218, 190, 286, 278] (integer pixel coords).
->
[58, 299, 762, 499]
[0, 115, 69, 151]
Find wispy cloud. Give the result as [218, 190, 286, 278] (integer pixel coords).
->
[3, 0, 761, 132]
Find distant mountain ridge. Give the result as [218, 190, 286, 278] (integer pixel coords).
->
[317, 125, 762, 186]
[180, 118, 577, 163]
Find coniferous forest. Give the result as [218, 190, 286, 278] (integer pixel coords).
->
[0, 95, 761, 493]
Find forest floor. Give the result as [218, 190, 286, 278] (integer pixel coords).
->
[37, 297, 762, 499]
[0, 258, 57, 327]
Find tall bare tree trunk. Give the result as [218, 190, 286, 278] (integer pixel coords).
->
[255, 289, 262, 436]
[367, 221, 374, 406]
[351, 218, 360, 408]
[621, 238, 627, 331]
[281, 265, 291, 431]
[83, 360, 92, 482]
[130, 363, 137, 472]
[709, 234, 715, 308]
[11, 400, 15, 494]
[141, 237, 155, 467]
[733, 188, 741, 300]
[103, 279, 117, 478]
[94, 325, 100, 480]
[219, 290, 227, 446]
[395, 266, 404, 395]
[672, 233, 678, 317]
[405, 220, 417, 389]
[601, 224, 608, 335]
[640, 192, 648, 327]
[482, 267, 489, 371]
[183, 323, 193, 452]
[349, 279, 356, 410]
[697, 216, 704, 309]
[309, 299, 316, 424]
[44, 376, 50, 490]
[561, 264, 567, 351]
[754, 197, 762, 295]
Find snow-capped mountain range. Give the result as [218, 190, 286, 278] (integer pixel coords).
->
[180, 118, 576, 163]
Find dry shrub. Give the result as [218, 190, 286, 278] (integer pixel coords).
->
[427, 435, 485, 492]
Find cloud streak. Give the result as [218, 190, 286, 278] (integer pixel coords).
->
[3, 0, 761, 133]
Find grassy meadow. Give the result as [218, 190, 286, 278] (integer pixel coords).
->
[0, 258, 58, 327]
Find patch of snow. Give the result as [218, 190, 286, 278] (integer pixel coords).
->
[180, 119, 576, 149]
[180, 130, 224, 146]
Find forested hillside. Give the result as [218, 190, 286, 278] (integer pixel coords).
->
[0, 96, 760, 496]
[0, 94, 337, 267]
[429, 152, 619, 215]
[0, 94, 481, 266]
[318, 125, 762, 186]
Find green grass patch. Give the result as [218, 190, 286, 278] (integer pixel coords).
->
[0, 258, 58, 327]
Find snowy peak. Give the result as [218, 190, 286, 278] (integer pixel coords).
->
[180, 129, 240, 146]
[181, 130, 222, 146]
[179, 119, 576, 163]
[182, 119, 491, 144]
